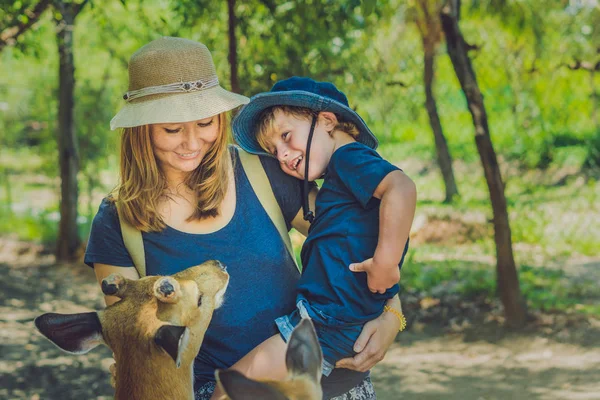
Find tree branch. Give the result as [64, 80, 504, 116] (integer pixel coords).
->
[0, 0, 52, 51]
[563, 59, 600, 72]
[257, 0, 276, 13]
[465, 41, 481, 52]
[386, 80, 408, 87]
[73, 0, 90, 16]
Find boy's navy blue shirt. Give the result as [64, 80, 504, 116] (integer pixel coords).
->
[298, 142, 409, 325]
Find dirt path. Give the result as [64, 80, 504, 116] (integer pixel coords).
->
[0, 240, 113, 400]
[373, 328, 600, 400]
[1, 238, 599, 400]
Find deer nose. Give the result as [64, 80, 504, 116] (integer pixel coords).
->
[153, 277, 181, 303]
[102, 280, 118, 296]
[205, 259, 227, 272]
[215, 260, 227, 272]
[101, 273, 127, 297]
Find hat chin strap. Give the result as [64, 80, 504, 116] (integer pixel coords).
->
[302, 116, 317, 223]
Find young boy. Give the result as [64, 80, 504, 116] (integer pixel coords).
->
[223, 77, 415, 390]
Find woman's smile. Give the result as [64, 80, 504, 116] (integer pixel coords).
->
[175, 150, 201, 160]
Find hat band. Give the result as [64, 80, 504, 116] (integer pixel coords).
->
[123, 76, 220, 102]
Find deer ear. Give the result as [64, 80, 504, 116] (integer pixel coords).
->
[216, 369, 287, 400]
[154, 325, 190, 368]
[285, 318, 323, 381]
[35, 312, 104, 354]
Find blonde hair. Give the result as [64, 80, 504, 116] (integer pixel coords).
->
[256, 106, 359, 153]
[111, 113, 230, 232]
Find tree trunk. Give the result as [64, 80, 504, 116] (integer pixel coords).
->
[591, 71, 598, 132]
[86, 171, 94, 233]
[2, 167, 12, 215]
[227, 0, 240, 93]
[440, 0, 526, 328]
[55, 4, 80, 262]
[424, 45, 458, 202]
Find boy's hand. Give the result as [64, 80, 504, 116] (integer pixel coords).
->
[349, 258, 400, 294]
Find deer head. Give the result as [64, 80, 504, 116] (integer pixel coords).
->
[216, 318, 323, 400]
[34, 260, 229, 400]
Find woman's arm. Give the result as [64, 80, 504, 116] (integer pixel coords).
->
[94, 263, 140, 306]
[335, 295, 402, 372]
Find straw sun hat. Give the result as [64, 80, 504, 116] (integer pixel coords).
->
[110, 37, 249, 130]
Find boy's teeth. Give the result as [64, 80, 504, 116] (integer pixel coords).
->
[294, 156, 303, 170]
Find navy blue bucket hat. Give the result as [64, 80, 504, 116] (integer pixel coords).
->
[233, 77, 378, 157]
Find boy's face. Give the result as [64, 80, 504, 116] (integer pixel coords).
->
[265, 109, 337, 181]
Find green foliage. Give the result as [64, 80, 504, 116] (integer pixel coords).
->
[2, 0, 598, 170]
[0, 206, 59, 245]
[361, 0, 378, 17]
[401, 259, 599, 315]
[175, 0, 390, 95]
[0, 204, 94, 245]
[584, 130, 600, 169]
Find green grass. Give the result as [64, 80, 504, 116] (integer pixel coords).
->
[0, 208, 59, 245]
[0, 205, 95, 247]
[400, 259, 600, 316]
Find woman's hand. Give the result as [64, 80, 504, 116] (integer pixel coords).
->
[335, 297, 401, 372]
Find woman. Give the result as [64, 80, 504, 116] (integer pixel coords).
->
[85, 37, 401, 400]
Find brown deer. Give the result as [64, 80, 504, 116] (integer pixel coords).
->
[35, 260, 229, 400]
[215, 318, 323, 400]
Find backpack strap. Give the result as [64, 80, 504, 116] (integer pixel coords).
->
[115, 201, 147, 278]
[237, 148, 300, 273]
[113, 148, 299, 277]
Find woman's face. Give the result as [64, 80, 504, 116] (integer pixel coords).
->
[150, 116, 219, 181]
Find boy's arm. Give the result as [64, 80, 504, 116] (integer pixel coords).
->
[373, 170, 416, 272]
[349, 170, 416, 293]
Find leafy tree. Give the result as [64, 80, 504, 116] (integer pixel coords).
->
[465, 0, 599, 167]
[173, 0, 391, 95]
[440, 0, 527, 327]
[53, 0, 91, 261]
[412, 0, 459, 202]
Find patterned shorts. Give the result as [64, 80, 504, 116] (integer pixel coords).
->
[194, 376, 376, 400]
